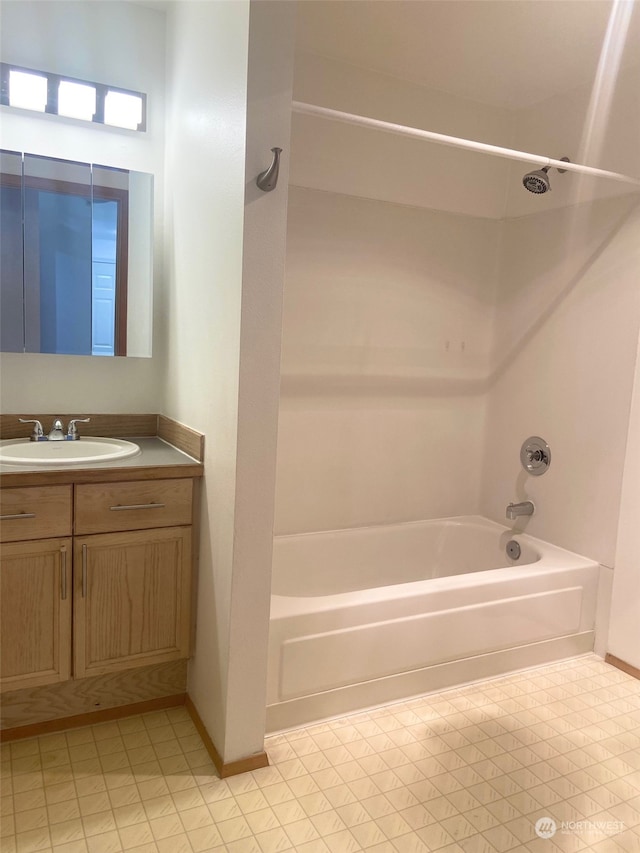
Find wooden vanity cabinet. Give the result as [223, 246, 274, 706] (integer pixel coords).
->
[1, 476, 195, 692]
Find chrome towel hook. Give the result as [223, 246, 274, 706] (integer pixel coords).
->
[256, 147, 282, 192]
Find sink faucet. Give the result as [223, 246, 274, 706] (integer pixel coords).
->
[51, 417, 91, 440]
[506, 500, 535, 520]
[48, 418, 65, 441]
[18, 416, 91, 441]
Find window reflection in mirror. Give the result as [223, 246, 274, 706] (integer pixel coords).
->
[0, 151, 153, 357]
[0, 151, 23, 352]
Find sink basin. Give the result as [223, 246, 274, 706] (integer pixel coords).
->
[0, 437, 141, 466]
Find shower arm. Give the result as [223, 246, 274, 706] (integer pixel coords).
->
[292, 101, 640, 189]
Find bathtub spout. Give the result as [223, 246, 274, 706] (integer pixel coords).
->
[506, 500, 535, 520]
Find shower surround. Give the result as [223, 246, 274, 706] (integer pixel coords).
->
[271, 52, 640, 724]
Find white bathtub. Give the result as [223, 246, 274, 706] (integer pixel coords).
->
[266, 515, 599, 732]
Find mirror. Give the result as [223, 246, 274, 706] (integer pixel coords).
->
[0, 151, 153, 357]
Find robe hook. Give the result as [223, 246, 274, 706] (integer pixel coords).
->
[256, 147, 282, 192]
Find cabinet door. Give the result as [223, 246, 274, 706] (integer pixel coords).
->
[0, 538, 72, 692]
[74, 527, 191, 678]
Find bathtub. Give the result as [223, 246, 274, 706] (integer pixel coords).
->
[266, 515, 599, 732]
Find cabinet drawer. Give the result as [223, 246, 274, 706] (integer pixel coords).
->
[0, 486, 72, 542]
[75, 479, 193, 534]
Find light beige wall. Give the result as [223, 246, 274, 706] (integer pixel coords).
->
[277, 54, 512, 536]
[163, 0, 249, 759]
[0, 0, 165, 412]
[276, 51, 510, 536]
[163, 0, 294, 764]
[606, 59, 640, 660]
[224, 0, 295, 763]
[504, 64, 640, 219]
[290, 53, 514, 219]
[480, 63, 640, 567]
[609, 330, 640, 669]
[275, 186, 500, 534]
[480, 195, 640, 567]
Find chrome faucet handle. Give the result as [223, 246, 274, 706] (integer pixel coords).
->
[67, 417, 91, 440]
[19, 418, 45, 441]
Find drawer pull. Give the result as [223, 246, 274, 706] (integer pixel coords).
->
[82, 544, 87, 598]
[0, 512, 36, 521]
[61, 547, 67, 600]
[109, 503, 166, 512]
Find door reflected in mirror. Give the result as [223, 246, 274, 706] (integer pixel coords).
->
[0, 151, 153, 357]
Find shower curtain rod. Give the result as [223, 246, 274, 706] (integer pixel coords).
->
[292, 101, 640, 188]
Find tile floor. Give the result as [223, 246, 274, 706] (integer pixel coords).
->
[2, 654, 640, 853]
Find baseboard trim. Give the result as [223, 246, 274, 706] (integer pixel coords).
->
[605, 653, 640, 680]
[1, 687, 270, 779]
[184, 695, 269, 778]
[0, 693, 186, 742]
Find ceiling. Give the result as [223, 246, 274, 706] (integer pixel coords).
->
[295, 0, 640, 110]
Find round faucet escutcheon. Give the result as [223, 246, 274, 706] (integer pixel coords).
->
[520, 436, 551, 476]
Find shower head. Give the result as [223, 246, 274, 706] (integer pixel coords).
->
[522, 157, 570, 194]
[523, 167, 551, 194]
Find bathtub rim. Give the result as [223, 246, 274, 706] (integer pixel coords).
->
[274, 512, 531, 543]
[271, 514, 599, 618]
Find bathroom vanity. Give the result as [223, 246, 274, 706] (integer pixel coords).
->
[0, 415, 203, 734]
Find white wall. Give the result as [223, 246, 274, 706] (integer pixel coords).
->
[0, 0, 165, 412]
[163, 0, 295, 764]
[608, 330, 640, 669]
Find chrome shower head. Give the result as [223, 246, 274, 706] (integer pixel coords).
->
[523, 167, 551, 194]
[522, 157, 570, 194]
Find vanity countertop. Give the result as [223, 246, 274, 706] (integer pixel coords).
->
[0, 436, 203, 487]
